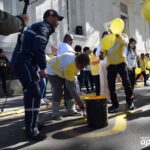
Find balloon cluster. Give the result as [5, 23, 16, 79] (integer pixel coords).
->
[101, 18, 125, 50]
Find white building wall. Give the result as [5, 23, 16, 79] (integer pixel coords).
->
[128, 0, 150, 53]
[0, 0, 150, 60]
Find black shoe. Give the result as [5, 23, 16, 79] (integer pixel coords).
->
[128, 103, 135, 111]
[38, 123, 45, 130]
[108, 105, 119, 113]
[26, 132, 47, 141]
[52, 115, 63, 121]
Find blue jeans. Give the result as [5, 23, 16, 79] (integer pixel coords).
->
[39, 71, 47, 99]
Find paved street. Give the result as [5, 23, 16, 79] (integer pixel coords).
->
[0, 83, 150, 150]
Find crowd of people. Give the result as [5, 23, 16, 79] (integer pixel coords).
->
[0, 8, 150, 142]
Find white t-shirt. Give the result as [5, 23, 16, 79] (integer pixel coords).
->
[47, 53, 79, 81]
[57, 42, 75, 55]
[126, 49, 137, 69]
[96, 45, 101, 57]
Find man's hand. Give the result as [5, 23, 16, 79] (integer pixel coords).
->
[41, 69, 47, 78]
[20, 14, 29, 26]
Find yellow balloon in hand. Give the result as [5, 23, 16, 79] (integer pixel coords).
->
[110, 18, 125, 34]
[135, 68, 142, 75]
[142, 0, 150, 21]
[101, 34, 116, 50]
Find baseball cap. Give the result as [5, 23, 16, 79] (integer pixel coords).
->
[43, 9, 64, 21]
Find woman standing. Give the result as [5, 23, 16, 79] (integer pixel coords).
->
[126, 38, 137, 90]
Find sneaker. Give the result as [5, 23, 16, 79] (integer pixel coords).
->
[108, 105, 119, 113]
[43, 97, 50, 103]
[26, 132, 47, 141]
[67, 111, 82, 116]
[128, 103, 135, 111]
[41, 99, 46, 105]
[52, 115, 63, 121]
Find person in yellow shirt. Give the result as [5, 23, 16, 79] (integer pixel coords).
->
[90, 48, 100, 95]
[136, 53, 148, 86]
[47, 52, 90, 120]
[100, 33, 134, 113]
[144, 53, 150, 80]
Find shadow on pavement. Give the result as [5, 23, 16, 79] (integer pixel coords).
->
[0, 110, 85, 149]
[142, 146, 150, 150]
[0, 116, 37, 150]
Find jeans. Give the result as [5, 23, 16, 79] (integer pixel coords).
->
[128, 68, 135, 90]
[39, 71, 47, 99]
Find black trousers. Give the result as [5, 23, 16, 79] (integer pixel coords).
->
[77, 70, 84, 91]
[107, 63, 133, 107]
[93, 75, 100, 95]
[136, 71, 147, 85]
[84, 70, 94, 92]
[128, 68, 135, 90]
[0, 70, 7, 93]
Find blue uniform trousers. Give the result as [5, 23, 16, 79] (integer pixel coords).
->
[14, 62, 41, 134]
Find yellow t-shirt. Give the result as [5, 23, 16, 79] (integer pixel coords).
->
[47, 53, 79, 81]
[90, 54, 100, 75]
[139, 58, 146, 71]
[144, 57, 150, 69]
[102, 35, 127, 66]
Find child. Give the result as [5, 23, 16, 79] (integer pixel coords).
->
[90, 48, 100, 95]
[83, 47, 94, 93]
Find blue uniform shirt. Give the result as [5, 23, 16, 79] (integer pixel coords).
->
[14, 20, 55, 70]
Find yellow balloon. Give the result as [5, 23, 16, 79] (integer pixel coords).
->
[110, 18, 125, 34]
[142, 0, 150, 21]
[100, 34, 116, 50]
[135, 68, 142, 75]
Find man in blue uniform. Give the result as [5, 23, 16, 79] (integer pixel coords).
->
[14, 9, 64, 141]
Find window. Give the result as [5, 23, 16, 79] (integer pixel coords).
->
[67, 0, 85, 35]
